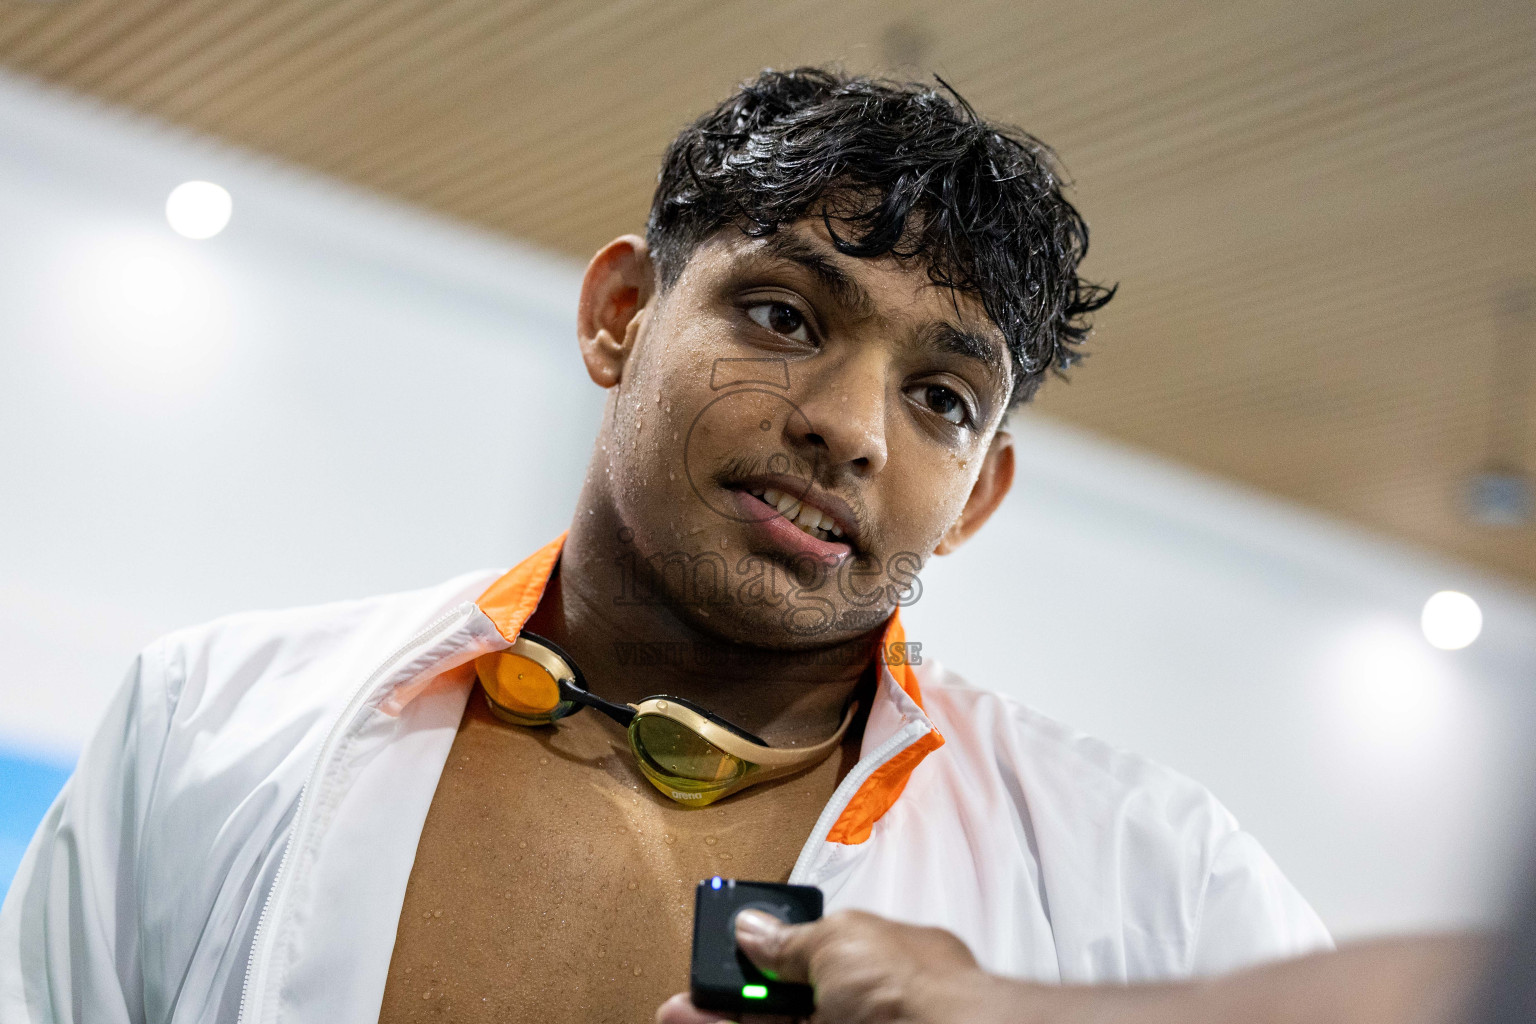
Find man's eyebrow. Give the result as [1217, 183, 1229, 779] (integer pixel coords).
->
[924, 322, 1012, 392]
[756, 232, 876, 319]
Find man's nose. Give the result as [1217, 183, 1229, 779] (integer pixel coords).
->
[784, 358, 889, 477]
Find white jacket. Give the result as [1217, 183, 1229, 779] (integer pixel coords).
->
[1, 538, 1331, 1024]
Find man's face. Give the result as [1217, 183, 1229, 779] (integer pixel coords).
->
[595, 218, 1013, 649]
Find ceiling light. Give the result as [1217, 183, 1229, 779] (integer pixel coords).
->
[1421, 591, 1482, 650]
[165, 181, 232, 239]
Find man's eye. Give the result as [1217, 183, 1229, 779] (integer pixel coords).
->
[746, 302, 810, 342]
[913, 384, 971, 426]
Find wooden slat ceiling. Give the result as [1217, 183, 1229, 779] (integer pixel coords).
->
[3, 0, 1533, 585]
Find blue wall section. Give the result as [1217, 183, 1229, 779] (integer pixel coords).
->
[1, 751, 74, 898]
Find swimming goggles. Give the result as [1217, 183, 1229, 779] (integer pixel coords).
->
[474, 631, 857, 807]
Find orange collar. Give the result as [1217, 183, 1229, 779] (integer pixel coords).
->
[475, 533, 566, 643]
[474, 533, 943, 843]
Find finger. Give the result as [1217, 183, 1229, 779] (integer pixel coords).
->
[654, 991, 738, 1024]
[734, 910, 818, 985]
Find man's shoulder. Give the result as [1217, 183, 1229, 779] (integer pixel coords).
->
[916, 660, 1238, 842]
[907, 662, 1330, 977]
[124, 570, 502, 879]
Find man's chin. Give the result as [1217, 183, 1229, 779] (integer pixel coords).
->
[672, 598, 888, 655]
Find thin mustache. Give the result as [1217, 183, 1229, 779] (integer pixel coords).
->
[714, 453, 873, 535]
[717, 453, 816, 483]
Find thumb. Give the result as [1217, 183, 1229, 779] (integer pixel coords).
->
[734, 910, 818, 985]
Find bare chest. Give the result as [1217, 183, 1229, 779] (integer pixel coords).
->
[377, 690, 852, 1024]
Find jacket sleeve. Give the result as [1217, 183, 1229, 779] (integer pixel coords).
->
[1188, 827, 1334, 976]
[0, 641, 177, 1024]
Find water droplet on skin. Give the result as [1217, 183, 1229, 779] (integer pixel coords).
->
[704, 836, 717, 845]
[433, 910, 442, 918]
[633, 967, 644, 976]
[519, 841, 527, 849]
[668, 471, 676, 481]
[664, 834, 675, 844]
[422, 991, 431, 1000]
[627, 881, 637, 890]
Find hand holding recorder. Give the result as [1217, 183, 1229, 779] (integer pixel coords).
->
[664, 878, 1002, 1024]
[660, 893, 1490, 1024]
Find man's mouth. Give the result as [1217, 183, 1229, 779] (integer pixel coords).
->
[747, 485, 845, 543]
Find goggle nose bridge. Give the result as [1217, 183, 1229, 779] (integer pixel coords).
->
[555, 674, 636, 728]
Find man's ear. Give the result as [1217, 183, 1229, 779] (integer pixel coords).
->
[933, 430, 1014, 556]
[577, 234, 655, 389]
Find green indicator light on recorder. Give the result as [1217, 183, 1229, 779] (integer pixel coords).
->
[741, 984, 769, 999]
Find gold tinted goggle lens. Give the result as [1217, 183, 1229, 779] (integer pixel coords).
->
[629, 713, 750, 804]
[474, 644, 578, 725]
[474, 633, 855, 807]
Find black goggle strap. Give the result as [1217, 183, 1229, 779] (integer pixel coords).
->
[555, 675, 636, 728]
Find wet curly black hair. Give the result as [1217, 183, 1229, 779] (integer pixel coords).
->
[646, 67, 1115, 406]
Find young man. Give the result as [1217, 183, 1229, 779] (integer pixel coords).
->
[1, 69, 1330, 1024]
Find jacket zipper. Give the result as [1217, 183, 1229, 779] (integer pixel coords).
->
[236, 602, 479, 1024]
[788, 717, 934, 884]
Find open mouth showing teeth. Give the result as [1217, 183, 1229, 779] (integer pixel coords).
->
[748, 487, 846, 543]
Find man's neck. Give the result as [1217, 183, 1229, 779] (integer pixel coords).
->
[521, 500, 883, 747]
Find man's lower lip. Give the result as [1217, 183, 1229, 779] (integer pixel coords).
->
[730, 490, 853, 564]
